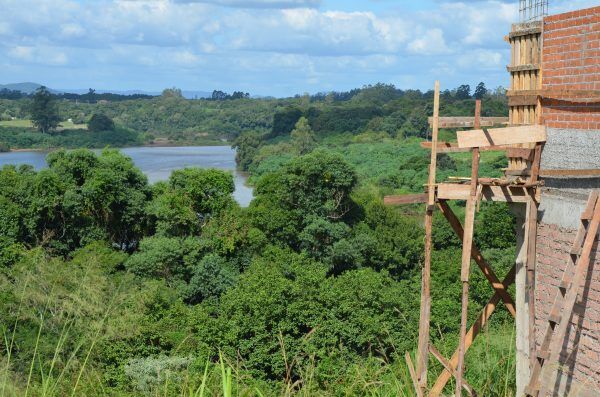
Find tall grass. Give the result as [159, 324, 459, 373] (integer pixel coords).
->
[1, 261, 517, 396]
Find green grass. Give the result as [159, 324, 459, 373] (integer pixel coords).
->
[0, 120, 31, 128]
[0, 119, 87, 130]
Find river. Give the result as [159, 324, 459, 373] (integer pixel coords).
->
[0, 146, 254, 207]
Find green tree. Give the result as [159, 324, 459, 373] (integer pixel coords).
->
[187, 253, 238, 303]
[29, 86, 60, 134]
[88, 113, 115, 132]
[455, 84, 471, 100]
[162, 87, 183, 98]
[474, 82, 488, 99]
[249, 150, 357, 247]
[290, 116, 316, 155]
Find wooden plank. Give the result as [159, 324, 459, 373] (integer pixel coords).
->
[509, 25, 542, 39]
[526, 196, 539, 371]
[509, 95, 539, 107]
[506, 64, 540, 72]
[506, 148, 534, 161]
[537, 199, 600, 397]
[507, 89, 600, 98]
[540, 169, 600, 177]
[530, 143, 543, 184]
[437, 200, 516, 316]
[429, 345, 476, 396]
[437, 183, 470, 200]
[405, 352, 424, 397]
[481, 186, 529, 203]
[427, 116, 509, 128]
[383, 194, 428, 205]
[456, 125, 547, 148]
[436, 184, 530, 203]
[416, 81, 440, 390]
[429, 265, 517, 396]
[427, 81, 441, 207]
[419, 141, 508, 153]
[456, 138, 480, 395]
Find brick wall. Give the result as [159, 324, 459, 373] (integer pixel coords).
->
[541, 6, 600, 130]
[535, 222, 600, 395]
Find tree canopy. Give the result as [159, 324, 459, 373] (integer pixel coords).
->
[29, 86, 60, 134]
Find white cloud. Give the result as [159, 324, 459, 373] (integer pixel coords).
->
[7, 0, 590, 95]
[60, 23, 85, 38]
[8, 46, 34, 61]
[407, 29, 450, 55]
[8, 45, 68, 66]
[172, 0, 320, 8]
[173, 50, 201, 66]
[457, 50, 504, 69]
[48, 52, 69, 66]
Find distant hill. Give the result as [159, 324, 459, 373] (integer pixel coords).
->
[1, 82, 212, 99]
[0, 82, 53, 94]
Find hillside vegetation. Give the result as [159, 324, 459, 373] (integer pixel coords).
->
[0, 83, 518, 396]
[0, 83, 506, 148]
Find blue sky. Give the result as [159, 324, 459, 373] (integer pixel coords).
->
[1, 0, 597, 97]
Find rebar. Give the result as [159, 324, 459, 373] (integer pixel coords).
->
[519, 0, 548, 22]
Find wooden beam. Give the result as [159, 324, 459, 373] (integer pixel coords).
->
[506, 148, 534, 161]
[427, 116, 509, 128]
[506, 89, 600, 99]
[416, 80, 440, 390]
[429, 345, 476, 396]
[429, 265, 517, 396]
[436, 184, 530, 203]
[506, 64, 540, 73]
[419, 141, 508, 153]
[437, 200, 516, 316]
[383, 194, 428, 205]
[405, 352, 424, 397]
[509, 95, 539, 106]
[456, 128, 480, 395]
[509, 24, 542, 38]
[481, 186, 530, 203]
[437, 183, 470, 200]
[540, 169, 600, 177]
[456, 125, 546, 148]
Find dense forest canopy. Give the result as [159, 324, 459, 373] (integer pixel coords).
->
[0, 81, 517, 395]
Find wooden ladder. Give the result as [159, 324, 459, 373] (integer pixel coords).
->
[524, 191, 600, 397]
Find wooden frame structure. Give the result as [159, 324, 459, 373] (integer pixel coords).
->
[386, 81, 546, 396]
[386, 81, 600, 396]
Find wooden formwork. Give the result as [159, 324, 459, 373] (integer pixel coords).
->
[507, 21, 543, 126]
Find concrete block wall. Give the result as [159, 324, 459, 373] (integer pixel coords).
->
[532, 6, 600, 396]
[541, 6, 600, 130]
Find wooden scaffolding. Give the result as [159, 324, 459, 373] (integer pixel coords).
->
[385, 81, 600, 396]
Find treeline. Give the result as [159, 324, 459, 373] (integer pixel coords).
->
[0, 82, 507, 146]
[0, 88, 155, 102]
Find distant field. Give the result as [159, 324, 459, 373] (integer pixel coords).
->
[0, 119, 87, 130]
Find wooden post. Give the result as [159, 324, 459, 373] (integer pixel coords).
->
[416, 81, 440, 389]
[526, 143, 542, 371]
[456, 100, 481, 396]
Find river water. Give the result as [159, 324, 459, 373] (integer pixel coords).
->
[0, 146, 254, 207]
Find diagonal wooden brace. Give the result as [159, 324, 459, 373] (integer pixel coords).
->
[429, 344, 477, 396]
[437, 200, 517, 317]
[429, 265, 516, 397]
